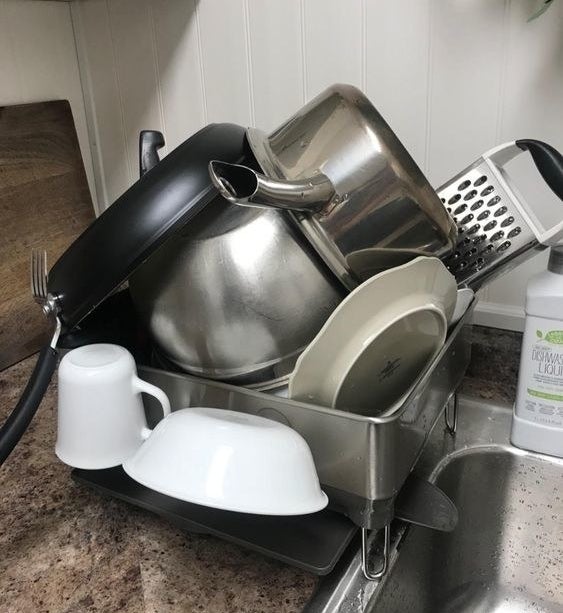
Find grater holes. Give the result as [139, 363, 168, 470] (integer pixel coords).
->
[457, 180, 471, 190]
[507, 226, 522, 239]
[481, 186, 494, 196]
[470, 199, 484, 211]
[474, 175, 487, 187]
[440, 197, 446, 203]
[448, 194, 461, 204]
[454, 203, 468, 215]
[477, 210, 491, 221]
[494, 206, 508, 217]
[467, 224, 481, 235]
[491, 230, 505, 242]
[473, 234, 487, 244]
[460, 213, 474, 225]
[475, 249, 488, 260]
[501, 216, 514, 228]
[487, 196, 501, 207]
[464, 189, 478, 201]
[484, 220, 497, 232]
[497, 240, 511, 252]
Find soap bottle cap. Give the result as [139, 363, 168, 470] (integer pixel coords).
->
[548, 245, 563, 274]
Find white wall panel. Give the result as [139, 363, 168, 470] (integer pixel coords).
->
[72, 0, 128, 207]
[302, 0, 363, 98]
[196, 0, 252, 125]
[0, 0, 96, 204]
[151, 0, 205, 151]
[72, 0, 563, 329]
[107, 0, 164, 185]
[426, 0, 509, 188]
[364, 0, 431, 169]
[247, 0, 303, 131]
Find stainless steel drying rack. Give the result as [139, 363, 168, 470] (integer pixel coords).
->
[133, 297, 476, 579]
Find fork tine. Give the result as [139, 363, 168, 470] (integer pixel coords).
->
[30, 248, 45, 300]
[40, 250, 47, 298]
[31, 249, 37, 299]
[30, 250, 34, 297]
[35, 250, 40, 299]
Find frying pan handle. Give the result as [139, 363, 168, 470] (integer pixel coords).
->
[0, 345, 58, 466]
[516, 139, 563, 202]
[139, 130, 165, 178]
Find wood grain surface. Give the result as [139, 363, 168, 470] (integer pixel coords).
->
[0, 100, 95, 370]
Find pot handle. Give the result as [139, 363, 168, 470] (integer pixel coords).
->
[139, 130, 165, 178]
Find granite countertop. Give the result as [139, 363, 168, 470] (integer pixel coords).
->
[0, 326, 521, 613]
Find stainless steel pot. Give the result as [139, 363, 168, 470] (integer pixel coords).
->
[129, 195, 345, 386]
[209, 84, 456, 290]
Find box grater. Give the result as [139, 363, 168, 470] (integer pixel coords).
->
[438, 139, 563, 289]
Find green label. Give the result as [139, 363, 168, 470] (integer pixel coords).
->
[528, 388, 563, 401]
[545, 330, 563, 344]
[536, 329, 563, 344]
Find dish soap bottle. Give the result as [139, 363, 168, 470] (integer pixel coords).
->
[511, 246, 563, 457]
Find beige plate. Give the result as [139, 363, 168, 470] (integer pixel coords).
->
[288, 257, 457, 417]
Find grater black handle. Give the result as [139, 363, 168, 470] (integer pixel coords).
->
[516, 139, 563, 202]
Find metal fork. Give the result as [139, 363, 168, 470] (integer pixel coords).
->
[31, 249, 49, 308]
[0, 250, 62, 466]
[30, 248, 61, 346]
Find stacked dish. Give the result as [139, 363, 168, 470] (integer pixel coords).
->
[288, 257, 458, 417]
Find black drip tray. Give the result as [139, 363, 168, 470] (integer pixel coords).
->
[72, 467, 357, 575]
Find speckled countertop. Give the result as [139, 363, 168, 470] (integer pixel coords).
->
[0, 325, 521, 613]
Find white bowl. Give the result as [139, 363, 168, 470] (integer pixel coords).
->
[122, 407, 328, 515]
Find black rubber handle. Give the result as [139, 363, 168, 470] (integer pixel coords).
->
[0, 345, 58, 466]
[516, 139, 563, 202]
[139, 130, 165, 177]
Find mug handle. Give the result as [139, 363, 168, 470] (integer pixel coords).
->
[132, 376, 171, 440]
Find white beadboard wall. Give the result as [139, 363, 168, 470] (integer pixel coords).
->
[0, 0, 96, 203]
[70, 0, 563, 331]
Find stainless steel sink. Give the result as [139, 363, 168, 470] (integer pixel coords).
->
[305, 396, 563, 613]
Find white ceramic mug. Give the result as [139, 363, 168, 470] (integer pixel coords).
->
[56, 344, 170, 469]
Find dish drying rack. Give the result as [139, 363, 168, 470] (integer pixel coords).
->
[74, 296, 476, 579]
[69, 140, 563, 578]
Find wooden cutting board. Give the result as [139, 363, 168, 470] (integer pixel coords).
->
[0, 100, 95, 371]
